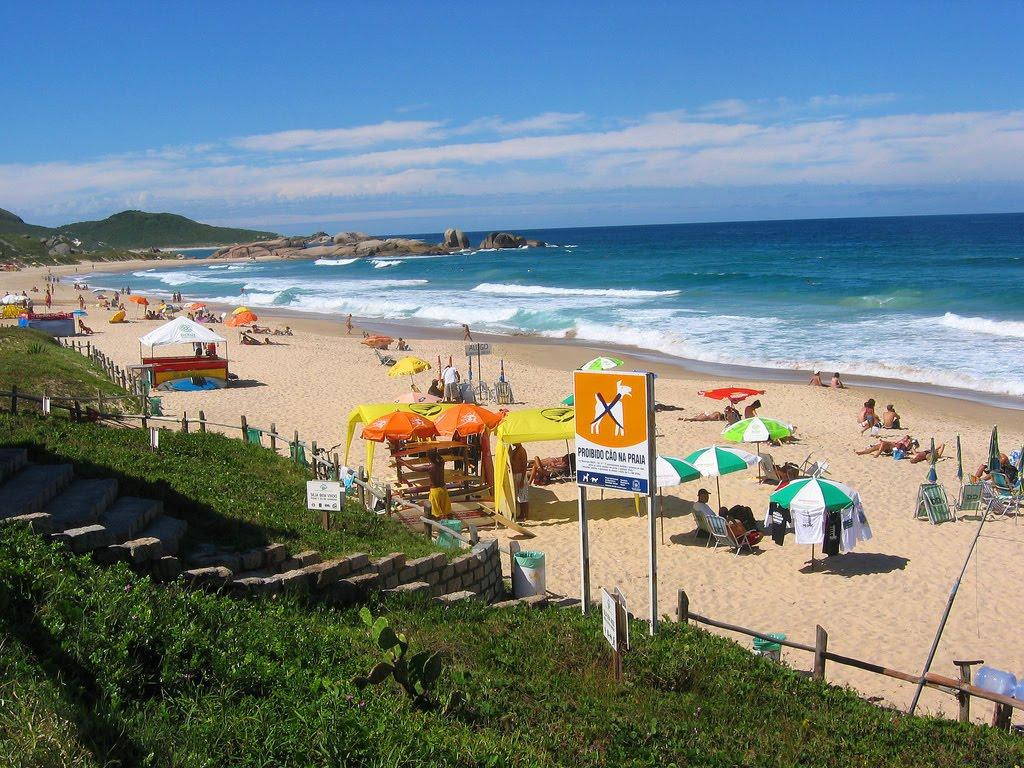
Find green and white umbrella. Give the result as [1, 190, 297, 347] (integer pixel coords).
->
[656, 455, 701, 488]
[721, 416, 793, 478]
[770, 477, 856, 513]
[682, 445, 760, 509]
[721, 416, 793, 444]
[579, 356, 624, 371]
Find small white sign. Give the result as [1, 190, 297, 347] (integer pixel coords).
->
[306, 480, 342, 511]
[601, 588, 618, 650]
[615, 587, 630, 650]
[41, 396, 51, 415]
[149, 426, 159, 450]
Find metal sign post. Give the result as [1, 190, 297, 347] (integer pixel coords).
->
[466, 343, 491, 400]
[574, 369, 658, 632]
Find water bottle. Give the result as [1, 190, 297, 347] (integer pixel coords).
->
[975, 666, 1017, 697]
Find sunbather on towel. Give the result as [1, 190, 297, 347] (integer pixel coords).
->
[855, 435, 916, 457]
[909, 443, 944, 463]
[681, 410, 726, 422]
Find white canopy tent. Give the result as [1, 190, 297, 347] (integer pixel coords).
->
[139, 316, 225, 347]
[2, 294, 27, 304]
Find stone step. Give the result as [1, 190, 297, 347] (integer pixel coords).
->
[45, 479, 120, 530]
[95, 515, 187, 566]
[0, 464, 74, 520]
[0, 448, 28, 484]
[99, 496, 163, 541]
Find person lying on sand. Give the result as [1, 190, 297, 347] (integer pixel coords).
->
[240, 332, 260, 345]
[855, 436, 916, 457]
[909, 443, 944, 463]
[681, 405, 741, 423]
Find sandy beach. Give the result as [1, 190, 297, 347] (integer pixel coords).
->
[6, 259, 1024, 721]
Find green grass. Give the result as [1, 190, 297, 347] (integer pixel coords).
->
[56, 210, 276, 248]
[1, 526, 1021, 767]
[0, 412, 440, 560]
[0, 328, 129, 402]
[0, 230, 149, 266]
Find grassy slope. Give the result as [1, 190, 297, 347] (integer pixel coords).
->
[1, 527, 1021, 767]
[0, 328, 129, 401]
[57, 210, 276, 248]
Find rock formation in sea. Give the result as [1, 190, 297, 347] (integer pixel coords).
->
[442, 227, 470, 249]
[479, 232, 546, 249]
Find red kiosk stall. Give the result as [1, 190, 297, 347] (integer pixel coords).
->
[137, 317, 229, 391]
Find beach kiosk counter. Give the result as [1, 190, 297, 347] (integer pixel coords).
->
[137, 317, 229, 391]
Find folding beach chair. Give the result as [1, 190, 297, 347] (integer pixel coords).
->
[986, 472, 1020, 519]
[798, 454, 830, 478]
[957, 482, 985, 514]
[706, 513, 754, 555]
[758, 452, 798, 485]
[916, 483, 956, 524]
[373, 349, 397, 367]
[494, 380, 514, 405]
[692, 505, 714, 539]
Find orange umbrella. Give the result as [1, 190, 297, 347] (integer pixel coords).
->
[127, 296, 149, 305]
[187, 302, 206, 311]
[362, 410, 439, 442]
[361, 335, 393, 349]
[226, 310, 258, 327]
[433, 404, 503, 437]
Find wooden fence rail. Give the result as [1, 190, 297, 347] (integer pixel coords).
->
[676, 588, 1021, 728]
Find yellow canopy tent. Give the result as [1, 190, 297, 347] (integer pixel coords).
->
[493, 407, 576, 517]
[343, 402, 454, 474]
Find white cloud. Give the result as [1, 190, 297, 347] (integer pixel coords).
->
[232, 120, 445, 152]
[3, 105, 1024, 227]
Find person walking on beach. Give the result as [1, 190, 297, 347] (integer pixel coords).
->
[346, 314, 353, 334]
[462, 323, 473, 341]
[78, 294, 85, 310]
[442, 362, 461, 402]
[426, 451, 451, 519]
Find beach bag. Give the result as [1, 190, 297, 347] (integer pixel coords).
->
[892, 449, 905, 460]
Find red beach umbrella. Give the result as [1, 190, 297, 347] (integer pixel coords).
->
[698, 387, 765, 404]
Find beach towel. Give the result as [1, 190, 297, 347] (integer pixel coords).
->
[428, 486, 451, 519]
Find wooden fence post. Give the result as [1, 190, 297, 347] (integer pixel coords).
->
[86, 341, 90, 356]
[357, 466, 366, 509]
[384, 483, 392, 513]
[813, 625, 828, 681]
[993, 703, 1013, 730]
[198, 410, 207, 432]
[954, 659, 982, 723]
[269, 422, 277, 451]
[97, 389, 104, 415]
[333, 453, 341, 480]
[181, 411, 189, 433]
[676, 589, 689, 624]
[240, 415, 248, 439]
[311, 441, 318, 475]
[10, 384, 17, 415]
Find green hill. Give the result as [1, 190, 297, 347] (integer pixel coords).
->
[57, 210, 276, 248]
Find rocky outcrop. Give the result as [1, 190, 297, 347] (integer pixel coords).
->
[479, 232, 546, 250]
[48, 243, 71, 257]
[442, 228, 470, 250]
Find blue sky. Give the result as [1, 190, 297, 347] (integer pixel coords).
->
[3, 1, 1023, 233]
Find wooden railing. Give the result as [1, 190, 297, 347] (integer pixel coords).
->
[675, 588, 1022, 729]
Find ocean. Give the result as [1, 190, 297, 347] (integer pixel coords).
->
[89, 213, 1024, 400]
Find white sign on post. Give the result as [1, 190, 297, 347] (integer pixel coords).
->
[306, 480, 342, 511]
[601, 588, 618, 650]
[615, 586, 630, 650]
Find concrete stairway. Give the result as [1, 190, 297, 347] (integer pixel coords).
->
[0, 447, 507, 606]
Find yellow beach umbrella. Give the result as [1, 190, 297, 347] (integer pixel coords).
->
[388, 356, 432, 388]
[388, 357, 431, 377]
[232, 305, 251, 315]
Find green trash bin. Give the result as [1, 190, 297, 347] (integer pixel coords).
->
[753, 633, 786, 663]
[435, 519, 463, 549]
[512, 550, 546, 597]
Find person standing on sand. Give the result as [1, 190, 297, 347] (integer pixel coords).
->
[463, 323, 473, 341]
[78, 294, 85, 309]
[442, 362, 461, 402]
[346, 314, 353, 334]
[427, 451, 451, 519]
[44, 290, 51, 309]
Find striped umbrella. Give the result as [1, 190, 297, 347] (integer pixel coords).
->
[771, 476, 856, 513]
[927, 437, 938, 484]
[656, 456, 701, 488]
[955, 434, 963, 484]
[579, 356, 625, 371]
[682, 445, 760, 510]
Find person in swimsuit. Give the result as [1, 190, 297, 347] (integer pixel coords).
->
[860, 399, 878, 433]
[882, 404, 901, 429]
[831, 372, 846, 389]
[809, 371, 823, 386]
[856, 436, 916, 457]
[743, 399, 761, 419]
[427, 451, 451, 519]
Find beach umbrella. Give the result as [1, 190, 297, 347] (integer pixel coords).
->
[127, 296, 148, 305]
[927, 437, 938, 484]
[71, 309, 88, 317]
[2, 293, 25, 304]
[232, 305, 252, 315]
[433, 403, 503, 437]
[394, 391, 441, 404]
[771, 476, 856, 512]
[955, 435, 963, 484]
[987, 425, 1000, 473]
[699, 386, 765, 404]
[562, 394, 574, 406]
[91, 288, 106, 294]
[720, 416, 793, 477]
[226, 310, 258, 327]
[188, 302, 206, 311]
[362, 410, 439, 442]
[580, 356, 624, 371]
[388, 357, 431, 378]
[656, 456, 702, 487]
[682, 445, 760, 510]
